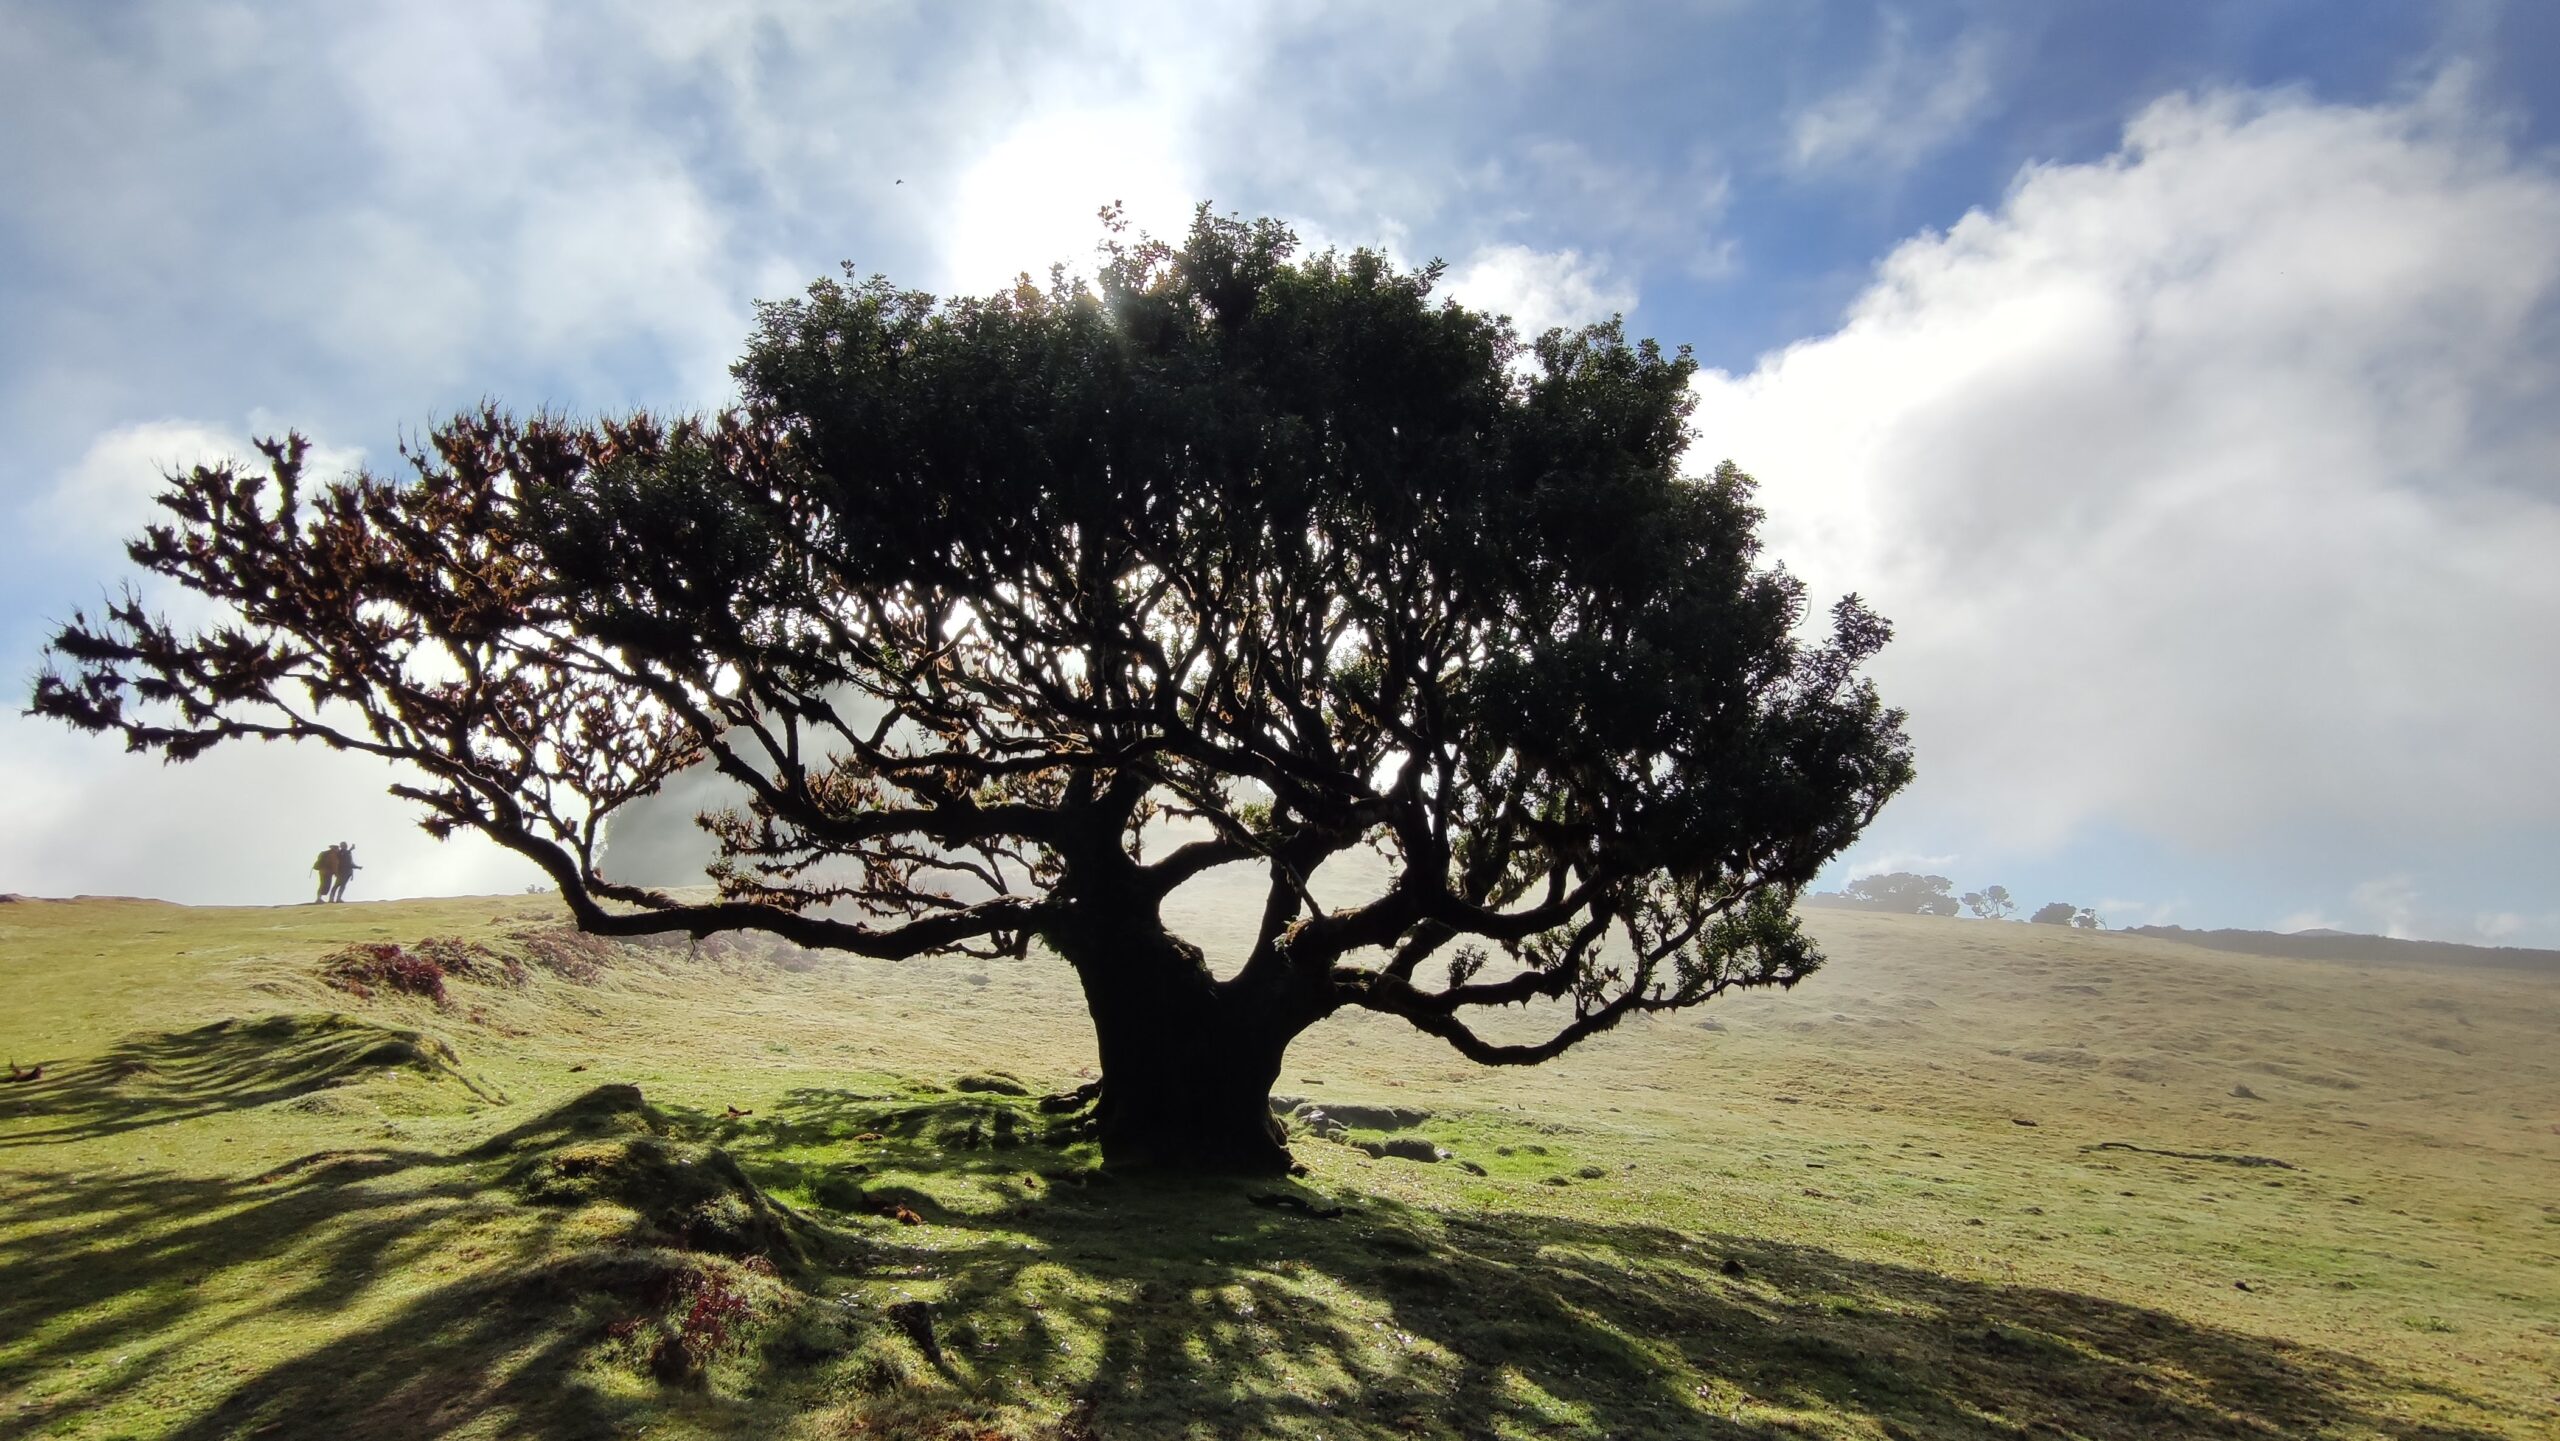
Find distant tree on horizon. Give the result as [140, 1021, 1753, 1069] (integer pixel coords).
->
[2031, 901, 2078, 925]
[2072, 907, 2103, 930]
[1837, 872, 1961, 916]
[1961, 885, 2015, 920]
[30, 208, 1913, 1175]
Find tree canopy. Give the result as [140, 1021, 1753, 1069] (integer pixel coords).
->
[1827, 872, 1961, 916]
[1961, 885, 2015, 920]
[33, 209, 1914, 1171]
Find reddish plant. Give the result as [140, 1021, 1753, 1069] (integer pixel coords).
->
[508, 926, 616, 983]
[676, 1272, 754, 1358]
[320, 942, 448, 1005]
[413, 935, 497, 977]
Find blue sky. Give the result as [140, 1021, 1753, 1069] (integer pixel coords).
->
[4, 2, 2556, 944]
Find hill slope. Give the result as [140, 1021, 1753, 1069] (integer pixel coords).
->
[2119, 923, 2560, 974]
[2, 893, 2554, 1439]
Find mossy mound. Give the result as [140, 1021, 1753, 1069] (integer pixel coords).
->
[1298, 1100, 1432, 1131]
[480, 1081, 667, 1150]
[498, 1084, 808, 1263]
[951, 1072, 1032, 1096]
[215, 1013, 470, 1078]
[934, 1101, 1031, 1150]
[3, 1012, 499, 1140]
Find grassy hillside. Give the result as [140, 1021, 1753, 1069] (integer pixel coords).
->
[1, 890, 2554, 1439]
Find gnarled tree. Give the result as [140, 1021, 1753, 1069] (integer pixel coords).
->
[33, 212, 1913, 1173]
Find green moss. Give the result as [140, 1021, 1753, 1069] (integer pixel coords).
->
[498, 1087, 810, 1263]
[951, 1072, 1033, 1096]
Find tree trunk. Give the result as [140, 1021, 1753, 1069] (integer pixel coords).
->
[1050, 899, 1302, 1175]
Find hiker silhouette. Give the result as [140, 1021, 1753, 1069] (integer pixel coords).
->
[311, 843, 360, 903]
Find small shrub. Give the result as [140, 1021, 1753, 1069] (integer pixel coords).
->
[320, 943, 448, 1005]
[636, 1267, 759, 1387]
[676, 1271, 755, 1355]
[413, 935, 497, 976]
[508, 925, 618, 982]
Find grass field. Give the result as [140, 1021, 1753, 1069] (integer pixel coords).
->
[2, 888, 2555, 1439]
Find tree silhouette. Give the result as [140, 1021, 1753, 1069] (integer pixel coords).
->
[1961, 885, 2015, 920]
[32, 210, 1913, 1173]
[1839, 872, 1960, 916]
[2031, 902, 2078, 926]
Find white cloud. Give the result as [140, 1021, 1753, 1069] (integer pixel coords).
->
[1836, 850, 1961, 881]
[915, 1, 1576, 294]
[42, 421, 364, 529]
[2468, 910, 2560, 944]
[39, 421, 267, 550]
[1787, 19, 1999, 176]
[2276, 890, 2555, 946]
[0, 710, 538, 905]
[2095, 895, 2187, 928]
[1441, 244, 1637, 337]
[1693, 80, 2560, 862]
[32, 420, 365, 628]
[2348, 874, 2422, 940]
[942, 109, 1202, 294]
[2472, 911, 2524, 940]
[2287, 875, 2559, 945]
[0, 2, 778, 417]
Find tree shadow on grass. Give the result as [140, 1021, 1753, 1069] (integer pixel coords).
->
[150, 1254, 675, 1441]
[0, 1013, 495, 1148]
[683, 1086, 2521, 1440]
[0, 1083, 823, 1441]
[0, 1077, 2526, 1440]
[873, 1190, 2513, 1439]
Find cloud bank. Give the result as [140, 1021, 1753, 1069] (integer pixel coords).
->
[1694, 77, 2560, 932]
